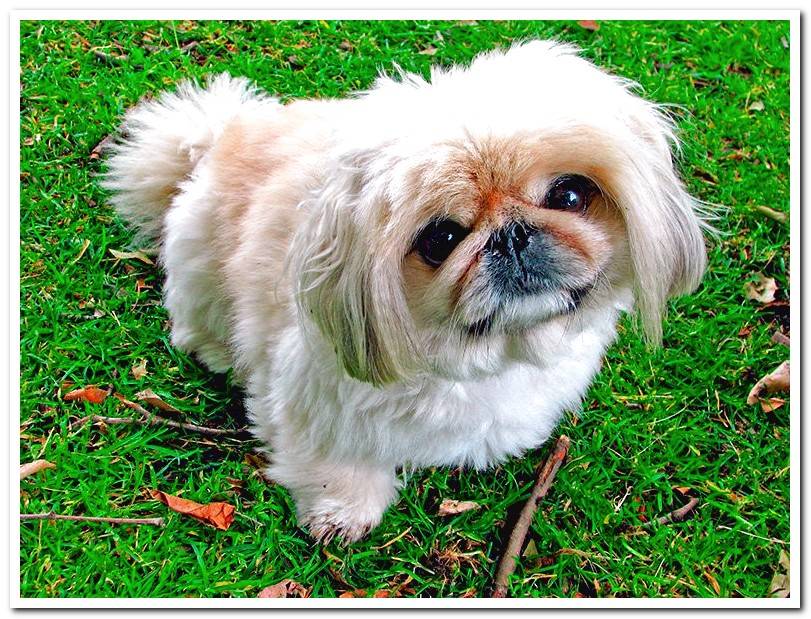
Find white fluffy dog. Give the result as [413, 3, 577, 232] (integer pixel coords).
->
[103, 40, 707, 543]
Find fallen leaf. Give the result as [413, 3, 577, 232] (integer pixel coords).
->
[148, 489, 235, 530]
[770, 573, 789, 598]
[577, 20, 600, 31]
[113, 392, 149, 415]
[704, 570, 721, 595]
[338, 39, 353, 51]
[744, 273, 777, 304]
[338, 589, 366, 598]
[737, 325, 753, 337]
[418, 45, 438, 56]
[135, 388, 178, 413]
[522, 539, 538, 557]
[747, 361, 790, 405]
[20, 459, 56, 480]
[109, 248, 155, 265]
[759, 397, 786, 413]
[131, 359, 148, 380]
[437, 498, 480, 516]
[771, 331, 790, 347]
[372, 590, 392, 598]
[63, 385, 110, 404]
[748, 100, 765, 112]
[673, 486, 691, 495]
[258, 579, 309, 598]
[769, 550, 790, 597]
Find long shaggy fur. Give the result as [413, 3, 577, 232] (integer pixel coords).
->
[102, 40, 707, 542]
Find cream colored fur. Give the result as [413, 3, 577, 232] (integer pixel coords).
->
[103, 41, 707, 542]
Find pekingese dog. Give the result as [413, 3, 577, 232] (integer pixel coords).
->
[103, 40, 707, 543]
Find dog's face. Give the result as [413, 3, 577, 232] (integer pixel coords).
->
[401, 136, 625, 340]
[293, 41, 707, 385]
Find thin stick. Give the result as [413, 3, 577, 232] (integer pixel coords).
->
[490, 435, 570, 598]
[20, 512, 164, 526]
[644, 497, 700, 529]
[71, 413, 242, 437]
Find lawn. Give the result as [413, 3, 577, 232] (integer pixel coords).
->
[18, 19, 791, 599]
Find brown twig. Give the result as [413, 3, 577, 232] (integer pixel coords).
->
[490, 435, 570, 598]
[71, 413, 242, 438]
[92, 49, 129, 65]
[644, 497, 700, 528]
[20, 512, 164, 526]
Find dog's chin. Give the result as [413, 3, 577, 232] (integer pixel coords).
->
[464, 285, 592, 338]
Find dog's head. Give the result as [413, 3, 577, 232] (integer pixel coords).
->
[291, 41, 707, 385]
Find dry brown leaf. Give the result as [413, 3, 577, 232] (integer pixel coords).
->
[109, 248, 155, 265]
[769, 550, 790, 597]
[372, 590, 393, 598]
[437, 498, 480, 516]
[148, 489, 235, 530]
[418, 45, 438, 56]
[63, 385, 110, 404]
[338, 589, 366, 598]
[20, 459, 56, 480]
[760, 397, 786, 413]
[749, 100, 765, 112]
[131, 359, 148, 380]
[747, 361, 790, 405]
[258, 579, 310, 598]
[704, 570, 721, 595]
[577, 20, 600, 31]
[770, 573, 789, 597]
[135, 388, 179, 414]
[522, 539, 538, 557]
[744, 273, 777, 304]
[673, 486, 691, 495]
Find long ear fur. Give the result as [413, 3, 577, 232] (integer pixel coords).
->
[618, 102, 709, 343]
[290, 160, 416, 386]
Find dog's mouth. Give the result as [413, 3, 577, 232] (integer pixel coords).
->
[464, 283, 594, 338]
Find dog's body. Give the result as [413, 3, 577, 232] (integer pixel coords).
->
[104, 41, 706, 542]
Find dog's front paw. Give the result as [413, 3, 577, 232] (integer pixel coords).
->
[267, 454, 399, 544]
[299, 500, 384, 545]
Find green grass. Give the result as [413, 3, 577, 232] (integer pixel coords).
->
[19, 19, 791, 598]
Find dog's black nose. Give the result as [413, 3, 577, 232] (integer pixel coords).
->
[486, 222, 537, 260]
[485, 222, 565, 296]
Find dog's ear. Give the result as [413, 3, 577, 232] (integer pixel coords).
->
[290, 158, 416, 386]
[616, 102, 709, 344]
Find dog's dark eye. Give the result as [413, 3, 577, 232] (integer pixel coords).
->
[415, 219, 469, 268]
[545, 175, 597, 212]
